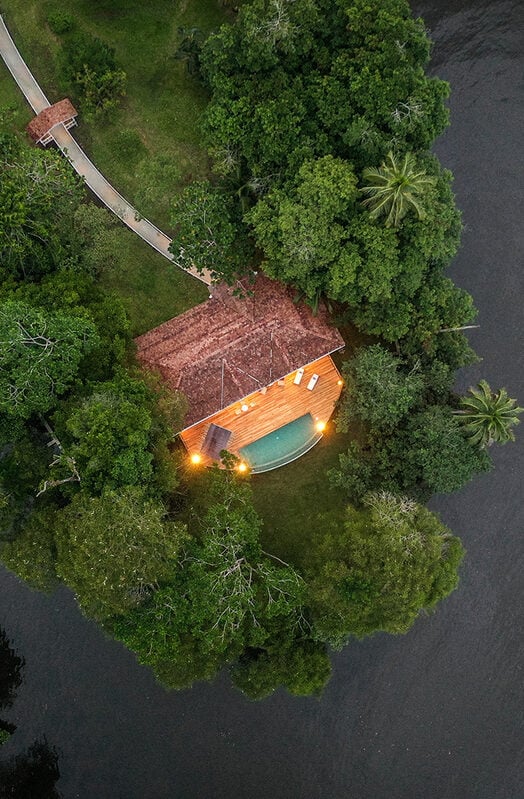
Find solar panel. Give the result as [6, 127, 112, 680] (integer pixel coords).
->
[201, 424, 232, 460]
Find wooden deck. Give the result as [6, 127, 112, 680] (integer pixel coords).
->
[179, 355, 343, 467]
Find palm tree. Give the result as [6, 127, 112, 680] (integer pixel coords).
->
[359, 151, 436, 227]
[455, 380, 523, 448]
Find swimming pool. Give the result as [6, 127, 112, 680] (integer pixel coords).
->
[239, 413, 322, 473]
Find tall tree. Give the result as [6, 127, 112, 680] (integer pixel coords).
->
[0, 300, 98, 420]
[248, 155, 464, 341]
[308, 492, 464, 647]
[1, 508, 59, 594]
[456, 380, 523, 447]
[337, 344, 425, 432]
[60, 376, 155, 495]
[0, 135, 82, 281]
[231, 632, 330, 699]
[201, 0, 449, 179]
[54, 487, 186, 620]
[113, 471, 307, 691]
[60, 31, 126, 118]
[359, 151, 436, 226]
[170, 180, 251, 283]
[402, 405, 492, 493]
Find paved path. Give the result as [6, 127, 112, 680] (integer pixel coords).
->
[0, 15, 212, 286]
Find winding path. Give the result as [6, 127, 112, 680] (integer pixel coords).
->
[0, 15, 211, 286]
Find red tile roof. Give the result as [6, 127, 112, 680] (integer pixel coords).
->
[136, 275, 345, 428]
[26, 99, 78, 142]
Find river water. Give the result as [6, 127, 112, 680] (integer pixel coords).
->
[1, 1, 523, 797]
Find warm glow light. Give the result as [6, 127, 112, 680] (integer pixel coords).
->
[316, 421, 326, 432]
[337, 379, 344, 386]
[190, 453, 202, 465]
[237, 462, 248, 473]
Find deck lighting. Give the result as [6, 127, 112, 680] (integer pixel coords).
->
[237, 462, 248, 473]
[337, 379, 344, 386]
[316, 421, 326, 433]
[190, 453, 202, 465]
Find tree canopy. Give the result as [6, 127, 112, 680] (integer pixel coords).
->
[201, 0, 449, 181]
[307, 492, 465, 647]
[337, 344, 425, 432]
[112, 471, 311, 691]
[0, 135, 82, 281]
[60, 376, 155, 495]
[456, 380, 523, 447]
[170, 180, 251, 283]
[0, 300, 98, 420]
[54, 487, 186, 620]
[360, 151, 436, 226]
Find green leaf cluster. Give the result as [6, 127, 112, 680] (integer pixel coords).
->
[201, 0, 449, 179]
[112, 472, 320, 693]
[457, 380, 523, 448]
[307, 492, 465, 647]
[59, 31, 127, 118]
[0, 135, 83, 281]
[170, 180, 251, 283]
[331, 345, 492, 502]
[0, 300, 98, 420]
[54, 487, 186, 620]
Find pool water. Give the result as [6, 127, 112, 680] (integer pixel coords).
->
[239, 413, 322, 473]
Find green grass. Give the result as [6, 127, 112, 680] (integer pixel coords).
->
[100, 226, 208, 337]
[177, 423, 355, 570]
[252, 429, 353, 568]
[0, 65, 32, 132]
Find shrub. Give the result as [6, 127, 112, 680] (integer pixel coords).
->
[46, 9, 75, 35]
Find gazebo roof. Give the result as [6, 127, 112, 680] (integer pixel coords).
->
[136, 275, 345, 428]
[26, 99, 78, 142]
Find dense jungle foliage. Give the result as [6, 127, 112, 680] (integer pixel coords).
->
[0, 0, 521, 699]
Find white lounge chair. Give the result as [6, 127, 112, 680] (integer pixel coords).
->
[307, 373, 319, 391]
[293, 368, 304, 385]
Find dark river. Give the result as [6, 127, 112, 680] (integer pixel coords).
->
[1, 1, 523, 796]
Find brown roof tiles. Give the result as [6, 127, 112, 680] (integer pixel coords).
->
[26, 99, 77, 142]
[136, 275, 345, 429]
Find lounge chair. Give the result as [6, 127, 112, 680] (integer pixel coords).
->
[307, 373, 319, 391]
[293, 368, 304, 385]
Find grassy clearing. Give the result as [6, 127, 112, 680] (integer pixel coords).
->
[0, 67, 32, 132]
[177, 422, 355, 570]
[252, 429, 353, 568]
[100, 228, 208, 337]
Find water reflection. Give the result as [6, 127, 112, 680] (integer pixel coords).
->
[0, 738, 62, 799]
[0, 628, 62, 799]
[0, 627, 23, 738]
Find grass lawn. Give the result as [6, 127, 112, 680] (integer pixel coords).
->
[100, 227, 208, 337]
[252, 429, 354, 569]
[0, 62, 32, 131]
[177, 421, 356, 571]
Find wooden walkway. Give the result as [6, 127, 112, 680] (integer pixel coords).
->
[180, 355, 343, 466]
[0, 15, 211, 286]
